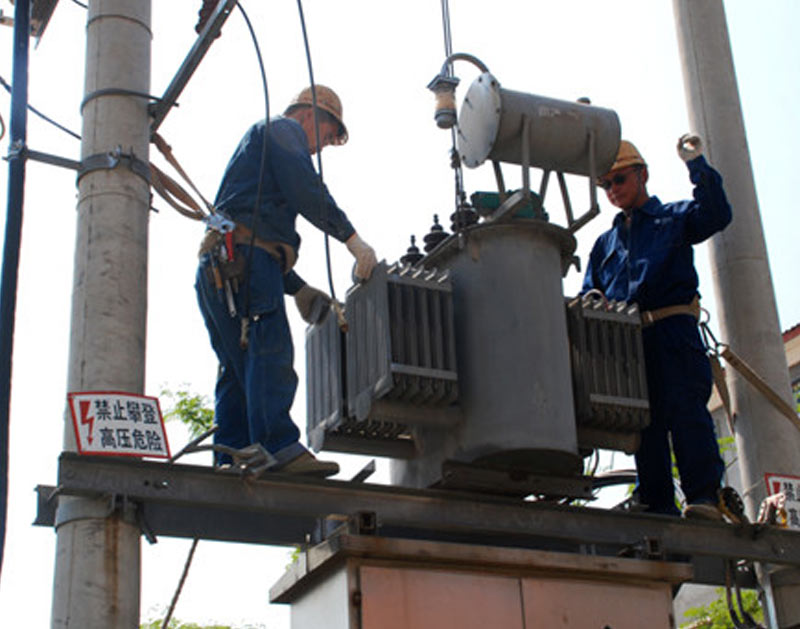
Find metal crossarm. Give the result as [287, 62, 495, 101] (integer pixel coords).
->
[34, 453, 800, 587]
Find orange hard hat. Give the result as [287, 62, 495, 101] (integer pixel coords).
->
[285, 85, 348, 145]
[606, 140, 646, 173]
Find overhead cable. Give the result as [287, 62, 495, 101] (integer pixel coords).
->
[0, 75, 80, 140]
[235, 1, 272, 345]
[296, 0, 337, 302]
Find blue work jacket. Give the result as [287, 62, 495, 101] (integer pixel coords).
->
[581, 156, 732, 311]
[214, 116, 356, 293]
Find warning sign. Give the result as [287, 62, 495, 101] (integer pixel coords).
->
[67, 391, 171, 459]
[765, 473, 800, 530]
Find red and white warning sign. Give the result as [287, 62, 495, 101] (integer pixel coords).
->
[67, 391, 171, 459]
[765, 473, 800, 530]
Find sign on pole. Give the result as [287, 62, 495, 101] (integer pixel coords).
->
[67, 391, 171, 459]
[765, 472, 800, 530]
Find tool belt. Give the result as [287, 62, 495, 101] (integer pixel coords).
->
[640, 295, 700, 327]
[198, 223, 297, 274]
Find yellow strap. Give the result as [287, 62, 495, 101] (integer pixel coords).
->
[641, 295, 700, 327]
[721, 346, 800, 433]
[709, 353, 735, 435]
[149, 163, 206, 221]
[151, 132, 215, 216]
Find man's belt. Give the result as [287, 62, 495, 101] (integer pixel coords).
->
[198, 223, 297, 272]
[230, 223, 297, 272]
[641, 295, 700, 327]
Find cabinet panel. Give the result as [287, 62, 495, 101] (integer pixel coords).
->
[360, 565, 525, 629]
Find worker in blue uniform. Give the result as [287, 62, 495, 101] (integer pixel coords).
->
[582, 135, 732, 519]
[196, 85, 378, 477]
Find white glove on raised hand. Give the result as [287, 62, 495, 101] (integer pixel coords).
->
[677, 133, 703, 162]
[345, 232, 378, 281]
[294, 284, 332, 324]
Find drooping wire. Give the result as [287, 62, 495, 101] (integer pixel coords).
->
[0, 75, 80, 140]
[159, 3, 270, 619]
[295, 0, 337, 303]
[440, 0, 466, 216]
[70, 0, 88, 8]
[236, 1, 271, 330]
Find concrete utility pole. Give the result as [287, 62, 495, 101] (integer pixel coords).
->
[51, 0, 151, 626]
[673, 1, 800, 625]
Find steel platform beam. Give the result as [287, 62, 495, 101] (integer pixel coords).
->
[35, 454, 800, 586]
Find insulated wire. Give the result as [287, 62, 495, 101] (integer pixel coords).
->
[440, 0, 465, 216]
[0, 75, 81, 140]
[295, 0, 337, 302]
[236, 1, 271, 323]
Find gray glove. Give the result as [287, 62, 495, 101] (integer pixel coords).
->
[294, 284, 332, 324]
[677, 133, 703, 162]
[345, 232, 378, 281]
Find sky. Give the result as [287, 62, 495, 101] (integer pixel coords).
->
[0, 0, 799, 626]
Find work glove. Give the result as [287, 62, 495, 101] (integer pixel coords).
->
[677, 133, 703, 162]
[345, 232, 378, 281]
[294, 284, 332, 324]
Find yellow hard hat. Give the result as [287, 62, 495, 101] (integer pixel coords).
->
[285, 85, 348, 145]
[606, 140, 646, 174]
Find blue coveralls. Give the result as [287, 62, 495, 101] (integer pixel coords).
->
[582, 156, 732, 514]
[196, 116, 355, 466]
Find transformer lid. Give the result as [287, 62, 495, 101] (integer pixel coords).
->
[457, 72, 502, 169]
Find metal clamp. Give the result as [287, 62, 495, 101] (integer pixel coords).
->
[77, 146, 151, 185]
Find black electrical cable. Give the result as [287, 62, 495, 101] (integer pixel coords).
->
[295, 0, 337, 302]
[70, 0, 88, 8]
[0, 75, 81, 140]
[235, 1, 271, 333]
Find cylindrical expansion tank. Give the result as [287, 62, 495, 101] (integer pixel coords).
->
[457, 72, 620, 175]
[390, 220, 581, 489]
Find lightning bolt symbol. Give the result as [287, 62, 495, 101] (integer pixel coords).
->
[80, 400, 95, 445]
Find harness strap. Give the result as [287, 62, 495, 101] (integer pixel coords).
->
[231, 223, 297, 272]
[152, 132, 215, 213]
[709, 353, 735, 435]
[720, 346, 800, 433]
[641, 295, 700, 327]
[149, 162, 206, 221]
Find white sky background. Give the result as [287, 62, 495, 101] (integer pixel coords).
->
[0, 0, 798, 626]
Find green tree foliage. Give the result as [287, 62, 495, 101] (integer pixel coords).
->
[680, 587, 764, 628]
[140, 618, 265, 628]
[161, 386, 215, 438]
[140, 620, 233, 629]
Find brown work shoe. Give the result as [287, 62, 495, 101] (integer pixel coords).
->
[279, 452, 339, 478]
[683, 502, 724, 521]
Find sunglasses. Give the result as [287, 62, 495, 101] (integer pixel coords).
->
[599, 171, 632, 190]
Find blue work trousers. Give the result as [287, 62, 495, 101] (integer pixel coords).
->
[636, 315, 725, 515]
[195, 244, 305, 466]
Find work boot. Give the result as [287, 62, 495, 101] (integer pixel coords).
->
[279, 451, 339, 478]
[683, 501, 724, 522]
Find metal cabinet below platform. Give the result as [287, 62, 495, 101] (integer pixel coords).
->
[271, 535, 690, 629]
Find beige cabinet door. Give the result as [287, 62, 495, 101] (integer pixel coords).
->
[360, 565, 525, 629]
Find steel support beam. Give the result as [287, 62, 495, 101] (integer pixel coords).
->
[36, 454, 800, 583]
[149, 0, 238, 133]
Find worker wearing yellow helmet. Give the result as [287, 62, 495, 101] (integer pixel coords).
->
[582, 134, 732, 520]
[196, 85, 378, 478]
